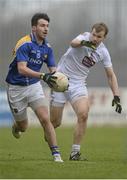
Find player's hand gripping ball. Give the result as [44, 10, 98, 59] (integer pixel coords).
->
[51, 72, 69, 92]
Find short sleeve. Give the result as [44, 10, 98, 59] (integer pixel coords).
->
[102, 48, 112, 67]
[16, 43, 29, 62]
[45, 48, 56, 67]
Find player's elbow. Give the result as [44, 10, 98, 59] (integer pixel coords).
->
[18, 66, 26, 75]
[17, 62, 27, 75]
[70, 40, 81, 48]
[70, 42, 75, 48]
[17, 62, 28, 75]
[71, 41, 77, 48]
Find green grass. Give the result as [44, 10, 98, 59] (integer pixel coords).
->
[0, 126, 127, 179]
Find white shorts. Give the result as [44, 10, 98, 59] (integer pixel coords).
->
[7, 82, 46, 121]
[50, 79, 88, 106]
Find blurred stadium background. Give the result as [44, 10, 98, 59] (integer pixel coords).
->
[0, 0, 127, 126]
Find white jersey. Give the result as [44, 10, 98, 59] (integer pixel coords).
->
[57, 32, 112, 82]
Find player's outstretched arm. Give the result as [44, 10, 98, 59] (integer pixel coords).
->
[112, 95, 122, 113]
[105, 67, 122, 114]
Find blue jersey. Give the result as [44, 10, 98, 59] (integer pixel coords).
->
[6, 33, 56, 86]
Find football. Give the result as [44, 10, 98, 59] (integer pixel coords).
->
[52, 72, 69, 92]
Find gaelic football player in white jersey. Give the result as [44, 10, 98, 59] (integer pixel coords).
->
[50, 22, 122, 161]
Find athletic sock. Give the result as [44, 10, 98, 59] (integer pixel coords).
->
[50, 145, 60, 156]
[71, 144, 80, 156]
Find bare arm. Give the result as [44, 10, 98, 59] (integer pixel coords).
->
[105, 66, 120, 96]
[17, 61, 42, 78]
[105, 66, 122, 113]
[70, 38, 82, 48]
[18, 61, 57, 88]
[18, 62, 56, 77]
[70, 38, 96, 50]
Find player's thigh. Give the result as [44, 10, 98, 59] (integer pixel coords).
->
[27, 82, 49, 123]
[27, 82, 46, 104]
[6, 84, 28, 123]
[72, 97, 90, 119]
[50, 105, 64, 123]
[29, 98, 49, 123]
[16, 118, 28, 131]
[10, 108, 28, 129]
[67, 80, 89, 115]
[68, 80, 88, 103]
[50, 91, 67, 106]
[28, 82, 48, 113]
[50, 91, 66, 123]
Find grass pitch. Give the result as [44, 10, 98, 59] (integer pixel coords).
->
[0, 126, 127, 179]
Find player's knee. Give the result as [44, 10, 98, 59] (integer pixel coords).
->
[79, 112, 88, 122]
[20, 128, 26, 132]
[40, 117, 49, 127]
[17, 122, 28, 132]
[52, 120, 61, 128]
[19, 126, 27, 132]
[83, 113, 88, 121]
[55, 122, 61, 128]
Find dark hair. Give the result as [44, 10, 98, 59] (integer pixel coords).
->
[31, 13, 50, 26]
[92, 22, 109, 36]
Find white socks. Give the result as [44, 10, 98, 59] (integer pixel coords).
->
[71, 144, 80, 156]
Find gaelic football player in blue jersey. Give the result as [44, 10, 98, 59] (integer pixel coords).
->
[6, 13, 63, 162]
[50, 23, 122, 161]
